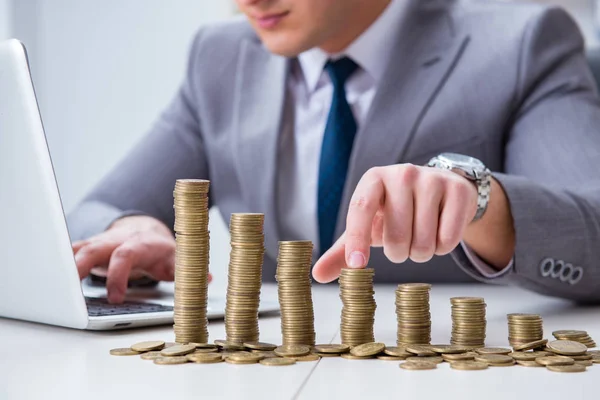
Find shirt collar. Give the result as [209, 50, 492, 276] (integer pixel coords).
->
[297, 0, 406, 93]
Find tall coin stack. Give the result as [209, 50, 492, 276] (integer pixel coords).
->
[275, 241, 316, 346]
[225, 213, 265, 344]
[507, 314, 543, 347]
[450, 297, 487, 348]
[339, 268, 376, 346]
[173, 179, 210, 344]
[395, 283, 432, 345]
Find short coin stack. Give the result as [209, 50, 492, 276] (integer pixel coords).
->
[339, 268, 376, 346]
[173, 179, 211, 344]
[275, 241, 316, 346]
[395, 283, 432, 345]
[553, 330, 597, 348]
[224, 213, 265, 344]
[451, 297, 487, 348]
[507, 314, 543, 347]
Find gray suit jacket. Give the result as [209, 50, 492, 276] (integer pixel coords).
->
[68, 0, 600, 302]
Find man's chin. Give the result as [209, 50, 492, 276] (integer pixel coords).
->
[259, 35, 312, 58]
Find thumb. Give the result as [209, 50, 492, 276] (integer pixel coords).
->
[312, 233, 347, 283]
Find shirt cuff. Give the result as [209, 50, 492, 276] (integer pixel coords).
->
[459, 241, 513, 279]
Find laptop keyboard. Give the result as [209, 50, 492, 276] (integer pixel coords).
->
[85, 297, 173, 317]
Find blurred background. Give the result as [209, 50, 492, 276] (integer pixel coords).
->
[0, 0, 598, 286]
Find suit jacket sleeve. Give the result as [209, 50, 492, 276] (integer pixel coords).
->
[452, 7, 600, 302]
[67, 29, 209, 241]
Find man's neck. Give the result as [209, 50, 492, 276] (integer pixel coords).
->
[319, 0, 392, 54]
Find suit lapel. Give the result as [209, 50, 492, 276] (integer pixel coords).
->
[234, 38, 288, 255]
[335, 1, 471, 238]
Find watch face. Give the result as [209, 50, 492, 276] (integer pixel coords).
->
[439, 153, 484, 170]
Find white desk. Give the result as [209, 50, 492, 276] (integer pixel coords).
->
[1, 284, 599, 400]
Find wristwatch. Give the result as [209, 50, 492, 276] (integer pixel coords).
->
[427, 153, 491, 221]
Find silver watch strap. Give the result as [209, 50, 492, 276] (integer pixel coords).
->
[473, 168, 491, 222]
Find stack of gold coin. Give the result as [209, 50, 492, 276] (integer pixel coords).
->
[339, 268, 376, 346]
[553, 330, 597, 348]
[173, 179, 211, 344]
[276, 241, 315, 346]
[451, 297, 487, 348]
[395, 283, 432, 345]
[507, 314, 543, 347]
[225, 213, 265, 344]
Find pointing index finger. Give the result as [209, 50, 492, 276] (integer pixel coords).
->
[344, 170, 385, 269]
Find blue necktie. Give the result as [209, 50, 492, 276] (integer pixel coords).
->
[317, 57, 359, 255]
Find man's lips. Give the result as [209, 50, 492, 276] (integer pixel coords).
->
[254, 11, 289, 29]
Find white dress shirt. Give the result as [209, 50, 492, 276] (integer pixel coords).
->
[276, 0, 511, 277]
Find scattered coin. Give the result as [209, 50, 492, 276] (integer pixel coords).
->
[430, 345, 469, 354]
[341, 353, 375, 360]
[109, 348, 141, 356]
[509, 352, 539, 361]
[377, 355, 406, 361]
[570, 354, 593, 361]
[547, 340, 588, 356]
[535, 356, 575, 366]
[131, 341, 165, 352]
[350, 342, 386, 357]
[187, 353, 223, 364]
[140, 351, 163, 360]
[406, 345, 436, 357]
[400, 361, 437, 370]
[516, 360, 544, 367]
[406, 356, 444, 364]
[575, 360, 593, 367]
[160, 344, 196, 357]
[443, 352, 477, 361]
[154, 356, 189, 365]
[474, 354, 514, 365]
[313, 344, 350, 354]
[450, 361, 488, 370]
[243, 342, 277, 351]
[260, 357, 296, 366]
[547, 364, 587, 373]
[225, 352, 265, 363]
[191, 348, 219, 354]
[512, 339, 548, 351]
[293, 354, 321, 362]
[214, 340, 245, 351]
[190, 343, 218, 350]
[384, 346, 412, 357]
[274, 344, 311, 357]
[476, 347, 512, 355]
[313, 352, 341, 358]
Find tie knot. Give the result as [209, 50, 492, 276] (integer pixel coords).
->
[325, 57, 359, 87]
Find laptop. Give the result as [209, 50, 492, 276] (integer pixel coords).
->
[0, 39, 279, 330]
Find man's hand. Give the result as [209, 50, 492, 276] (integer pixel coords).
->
[312, 164, 480, 283]
[73, 215, 211, 303]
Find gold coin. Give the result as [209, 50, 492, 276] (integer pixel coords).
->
[140, 351, 163, 360]
[575, 360, 593, 367]
[377, 355, 406, 361]
[225, 357, 260, 365]
[160, 344, 196, 357]
[243, 342, 277, 351]
[187, 353, 223, 363]
[384, 346, 411, 357]
[191, 348, 219, 354]
[430, 345, 468, 354]
[516, 360, 544, 367]
[350, 343, 386, 357]
[341, 353, 375, 360]
[399, 361, 437, 370]
[547, 364, 587, 373]
[313, 344, 350, 354]
[274, 344, 311, 357]
[131, 340, 165, 352]
[547, 340, 588, 356]
[552, 330, 588, 339]
[512, 339, 548, 351]
[476, 347, 512, 355]
[293, 354, 321, 362]
[570, 354, 593, 361]
[214, 340, 246, 351]
[190, 343, 218, 350]
[406, 345, 436, 356]
[406, 356, 444, 364]
[535, 356, 574, 366]
[109, 348, 141, 356]
[443, 352, 477, 361]
[509, 352, 539, 361]
[154, 356, 189, 365]
[450, 361, 488, 370]
[474, 354, 514, 364]
[260, 357, 296, 366]
[313, 352, 340, 358]
[225, 352, 264, 362]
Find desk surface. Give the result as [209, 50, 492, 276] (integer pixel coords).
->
[1, 283, 599, 400]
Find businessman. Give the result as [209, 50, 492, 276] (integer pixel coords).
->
[69, 0, 600, 304]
